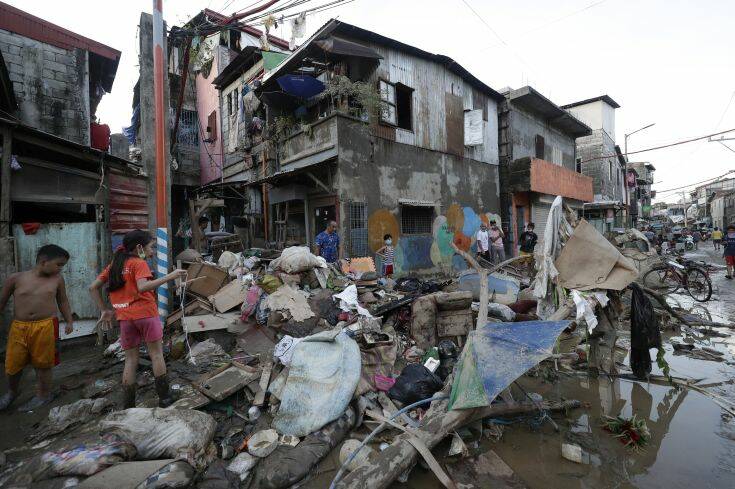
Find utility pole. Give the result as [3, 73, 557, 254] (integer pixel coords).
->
[624, 123, 655, 228]
[152, 0, 169, 319]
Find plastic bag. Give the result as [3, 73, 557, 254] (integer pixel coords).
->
[187, 338, 231, 368]
[99, 408, 217, 470]
[273, 335, 303, 366]
[241, 285, 263, 319]
[270, 246, 326, 273]
[259, 274, 283, 294]
[40, 439, 136, 478]
[487, 302, 516, 322]
[388, 363, 443, 405]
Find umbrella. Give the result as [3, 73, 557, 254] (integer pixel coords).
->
[277, 74, 325, 99]
[448, 320, 570, 410]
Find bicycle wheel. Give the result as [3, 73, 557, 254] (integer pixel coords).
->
[643, 267, 680, 294]
[686, 268, 712, 302]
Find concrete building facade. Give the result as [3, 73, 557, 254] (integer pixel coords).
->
[0, 1, 120, 145]
[248, 20, 504, 276]
[498, 86, 593, 252]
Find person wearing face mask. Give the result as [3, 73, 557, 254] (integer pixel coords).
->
[376, 234, 395, 277]
[89, 230, 186, 408]
[476, 223, 491, 261]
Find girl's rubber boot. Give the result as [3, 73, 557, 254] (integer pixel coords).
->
[155, 375, 178, 408]
[122, 384, 137, 409]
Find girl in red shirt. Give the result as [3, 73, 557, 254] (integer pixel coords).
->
[90, 230, 185, 408]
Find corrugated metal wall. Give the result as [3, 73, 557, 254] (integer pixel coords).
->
[109, 170, 149, 233]
[362, 40, 499, 165]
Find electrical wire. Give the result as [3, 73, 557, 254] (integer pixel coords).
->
[655, 170, 735, 195]
[579, 128, 735, 163]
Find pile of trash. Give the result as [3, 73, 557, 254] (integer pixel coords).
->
[6, 197, 724, 489]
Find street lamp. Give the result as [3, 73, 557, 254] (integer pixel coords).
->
[624, 123, 656, 227]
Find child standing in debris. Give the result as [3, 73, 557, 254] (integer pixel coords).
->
[376, 234, 395, 277]
[723, 224, 735, 280]
[89, 230, 186, 408]
[488, 219, 506, 264]
[0, 245, 74, 411]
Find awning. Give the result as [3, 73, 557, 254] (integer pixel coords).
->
[277, 74, 325, 99]
[314, 36, 383, 59]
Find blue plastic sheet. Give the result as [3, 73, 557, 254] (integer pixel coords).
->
[449, 320, 570, 410]
[277, 74, 325, 98]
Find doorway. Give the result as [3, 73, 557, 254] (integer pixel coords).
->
[314, 204, 336, 236]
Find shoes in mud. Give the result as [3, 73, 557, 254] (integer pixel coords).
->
[0, 392, 17, 410]
[17, 394, 54, 412]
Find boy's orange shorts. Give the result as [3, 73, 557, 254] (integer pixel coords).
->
[5, 318, 58, 375]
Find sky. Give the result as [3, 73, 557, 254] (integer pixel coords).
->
[6, 0, 735, 203]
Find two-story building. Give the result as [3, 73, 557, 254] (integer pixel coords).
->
[498, 86, 593, 252]
[245, 20, 504, 275]
[628, 161, 656, 222]
[0, 2, 147, 339]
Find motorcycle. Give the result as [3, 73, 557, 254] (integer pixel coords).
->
[684, 235, 695, 251]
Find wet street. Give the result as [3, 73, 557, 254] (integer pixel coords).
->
[404, 240, 735, 489]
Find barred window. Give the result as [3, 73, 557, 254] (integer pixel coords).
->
[401, 205, 434, 235]
[348, 202, 368, 258]
[177, 109, 199, 147]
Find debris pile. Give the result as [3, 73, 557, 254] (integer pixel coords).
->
[3, 196, 734, 489]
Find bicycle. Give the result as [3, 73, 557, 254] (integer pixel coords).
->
[642, 258, 713, 302]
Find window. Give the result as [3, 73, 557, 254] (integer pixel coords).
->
[348, 202, 368, 258]
[379, 80, 413, 130]
[401, 205, 434, 235]
[576, 158, 582, 173]
[226, 93, 233, 116]
[177, 109, 199, 147]
[608, 160, 613, 180]
[206, 110, 217, 142]
[535, 135, 545, 159]
[395, 84, 412, 130]
[232, 88, 239, 115]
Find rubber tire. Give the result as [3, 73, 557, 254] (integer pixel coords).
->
[643, 267, 680, 294]
[685, 268, 712, 302]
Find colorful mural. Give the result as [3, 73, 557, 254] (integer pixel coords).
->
[366, 204, 501, 274]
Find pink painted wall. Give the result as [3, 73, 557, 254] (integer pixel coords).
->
[195, 54, 223, 185]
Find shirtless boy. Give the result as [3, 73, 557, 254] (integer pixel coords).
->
[0, 244, 74, 411]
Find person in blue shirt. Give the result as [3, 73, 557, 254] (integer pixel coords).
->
[314, 220, 341, 263]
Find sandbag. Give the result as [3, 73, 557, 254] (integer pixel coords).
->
[410, 294, 437, 350]
[435, 291, 473, 311]
[388, 364, 443, 405]
[248, 407, 356, 489]
[270, 246, 327, 273]
[272, 331, 361, 437]
[99, 408, 217, 470]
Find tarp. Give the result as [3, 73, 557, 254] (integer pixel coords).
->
[555, 219, 638, 291]
[272, 330, 361, 437]
[448, 320, 570, 410]
[457, 271, 520, 305]
[533, 195, 572, 319]
[277, 74, 325, 98]
[314, 36, 383, 59]
[262, 51, 289, 72]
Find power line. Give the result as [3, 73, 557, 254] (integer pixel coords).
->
[579, 127, 735, 163]
[714, 90, 735, 130]
[478, 0, 607, 52]
[655, 170, 735, 194]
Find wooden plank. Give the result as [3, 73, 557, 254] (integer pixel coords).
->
[436, 309, 472, 337]
[208, 280, 247, 313]
[253, 361, 273, 407]
[445, 92, 464, 157]
[195, 362, 260, 401]
[183, 311, 240, 333]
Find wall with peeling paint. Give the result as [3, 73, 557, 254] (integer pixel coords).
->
[337, 119, 500, 276]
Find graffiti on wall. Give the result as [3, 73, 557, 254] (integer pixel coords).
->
[367, 203, 501, 274]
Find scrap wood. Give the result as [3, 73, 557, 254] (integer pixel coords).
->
[183, 312, 240, 333]
[336, 398, 582, 489]
[208, 280, 248, 313]
[365, 410, 458, 489]
[253, 361, 273, 407]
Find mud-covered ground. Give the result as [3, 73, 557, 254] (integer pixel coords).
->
[1, 241, 734, 488]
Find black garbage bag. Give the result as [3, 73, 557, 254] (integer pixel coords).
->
[437, 340, 459, 381]
[395, 277, 423, 294]
[388, 364, 443, 405]
[629, 282, 661, 379]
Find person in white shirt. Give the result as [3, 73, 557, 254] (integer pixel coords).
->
[476, 222, 491, 261]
